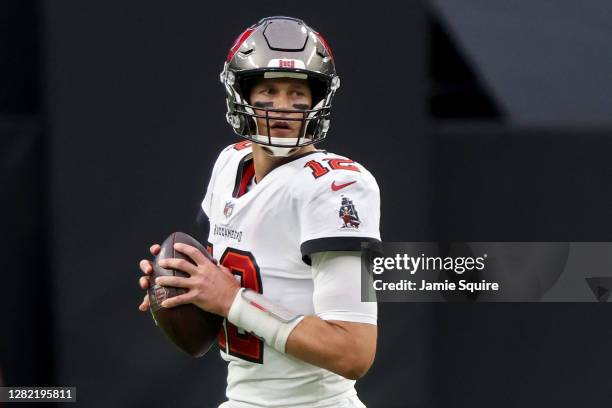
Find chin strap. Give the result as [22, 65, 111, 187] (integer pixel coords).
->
[227, 288, 305, 353]
[251, 135, 303, 157]
[261, 146, 301, 157]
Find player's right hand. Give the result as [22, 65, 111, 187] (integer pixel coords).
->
[138, 244, 161, 312]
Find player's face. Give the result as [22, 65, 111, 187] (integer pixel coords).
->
[249, 78, 313, 138]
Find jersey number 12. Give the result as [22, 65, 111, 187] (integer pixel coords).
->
[216, 247, 264, 364]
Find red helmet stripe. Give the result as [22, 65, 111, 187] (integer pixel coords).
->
[314, 31, 334, 61]
[227, 28, 255, 62]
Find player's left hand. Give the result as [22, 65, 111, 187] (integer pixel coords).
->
[155, 242, 240, 317]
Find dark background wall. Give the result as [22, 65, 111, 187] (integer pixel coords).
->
[0, 0, 54, 390]
[3, 0, 612, 407]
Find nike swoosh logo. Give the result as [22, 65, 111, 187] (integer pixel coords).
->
[331, 180, 357, 191]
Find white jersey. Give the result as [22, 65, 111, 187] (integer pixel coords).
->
[201, 141, 381, 408]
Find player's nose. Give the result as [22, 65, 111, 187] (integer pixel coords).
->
[273, 92, 292, 112]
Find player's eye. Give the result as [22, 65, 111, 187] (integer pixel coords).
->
[261, 87, 276, 95]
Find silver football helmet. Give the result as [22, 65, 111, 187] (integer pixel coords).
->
[220, 16, 340, 156]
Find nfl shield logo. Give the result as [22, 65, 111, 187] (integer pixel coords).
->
[224, 201, 235, 218]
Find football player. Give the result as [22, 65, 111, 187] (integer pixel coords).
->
[138, 17, 381, 408]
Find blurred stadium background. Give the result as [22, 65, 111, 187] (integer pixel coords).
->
[3, 0, 612, 406]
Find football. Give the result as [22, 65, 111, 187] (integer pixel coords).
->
[148, 232, 223, 357]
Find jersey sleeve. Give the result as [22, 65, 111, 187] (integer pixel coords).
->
[201, 163, 218, 219]
[299, 167, 381, 264]
[201, 143, 242, 218]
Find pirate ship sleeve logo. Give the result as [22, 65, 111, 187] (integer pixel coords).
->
[338, 195, 361, 229]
